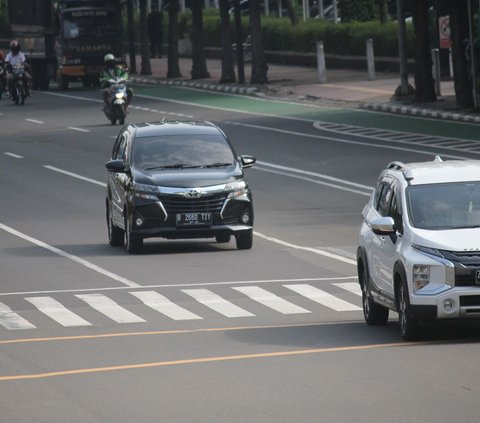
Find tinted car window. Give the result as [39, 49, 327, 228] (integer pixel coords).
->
[133, 134, 235, 170]
[407, 181, 480, 230]
[376, 181, 394, 217]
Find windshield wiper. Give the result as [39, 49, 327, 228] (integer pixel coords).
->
[146, 164, 202, 170]
[203, 162, 233, 168]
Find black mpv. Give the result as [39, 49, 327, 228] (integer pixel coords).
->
[105, 121, 256, 254]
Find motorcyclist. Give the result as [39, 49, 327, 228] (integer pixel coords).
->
[5, 40, 31, 97]
[99, 54, 132, 108]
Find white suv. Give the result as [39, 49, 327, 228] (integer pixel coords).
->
[357, 157, 480, 340]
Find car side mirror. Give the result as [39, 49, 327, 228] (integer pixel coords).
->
[371, 217, 396, 235]
[105, 159, 126, 173]
[240, 155, 256, 168]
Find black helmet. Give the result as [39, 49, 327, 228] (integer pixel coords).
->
[9, 40, 20, 54]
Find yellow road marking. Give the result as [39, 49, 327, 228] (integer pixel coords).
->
[0, 341, 414, 381]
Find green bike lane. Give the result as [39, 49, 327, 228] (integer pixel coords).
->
[133, 84, 480, 141]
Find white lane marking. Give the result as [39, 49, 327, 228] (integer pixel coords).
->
[233, 286, 310, 315]
[0, 277, 358, 297]
[284, 284, 361, 312]
[333, 282, 362, 296]
[76, 293, 146, 323]
[3, 152, 24, 159]
[254, 231, 357, 266]
[0, 223, 140, 288]
[255, 167, 371, 197]
[25, 119, 44, 124]
[130, 291, 202, 320]
[257, 161, 372, 190]
[0, 302, 36, 330]
[67, 127, 90, 133]
[25, 297, 91, 327]
[182, 289, 255, 318]
[44, 165, 107, 187]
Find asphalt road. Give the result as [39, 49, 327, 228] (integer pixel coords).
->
[2, 85, 480, 422]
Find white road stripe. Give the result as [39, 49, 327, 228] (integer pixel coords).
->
[25, 119, 44, 124]
[76, 293, 146, 323]
[284, 284, 361, 312]
[182, 289, 254, 318]
[25, 297, 91, 327]
[0, 223, 140, 288]
[67, 127, 90, 133]
[233, 286, 310, 315]
[0, 302, 36, 330]
[44, 165, 106, 187]
[3, 152, 24, 159]
[333, 282, 362, 297]
[130, 291, 202, 320]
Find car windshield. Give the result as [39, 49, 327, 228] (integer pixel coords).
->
[133, 134, 235, 170]
[407, 182, 480, 230]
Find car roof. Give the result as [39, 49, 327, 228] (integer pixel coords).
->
[129, 121, 223, 138]
[387, 158, 480, 185]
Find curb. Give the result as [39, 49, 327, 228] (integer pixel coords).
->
[129, 75, 259, 96]
[362, 102, 480, 124]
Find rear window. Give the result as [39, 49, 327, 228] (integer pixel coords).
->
[133, 134, 235, 170]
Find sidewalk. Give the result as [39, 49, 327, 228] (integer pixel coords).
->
[129, 55, 480, 124]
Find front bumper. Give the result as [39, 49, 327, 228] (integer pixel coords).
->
[411, 287, 480, 319]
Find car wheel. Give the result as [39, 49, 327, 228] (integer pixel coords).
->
[107, 203, 124, 247]
[359, 260, 389, 325]
[215, 234, 231, 243]
[125, 214, 143, 254]
[235, 230, 252, 250]
[397, 276, 419, 341]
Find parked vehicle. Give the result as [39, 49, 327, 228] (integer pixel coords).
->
[358, 156, 480, 340]
[105, 121, 256, 254]
[103, 76, 129, 125]
[9, 64, 27, 105]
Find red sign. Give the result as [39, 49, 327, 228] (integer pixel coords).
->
[439, 16, 452, 49]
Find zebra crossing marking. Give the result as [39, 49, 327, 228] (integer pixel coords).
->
[333, 282, 362, 296]
[0, 301, 36, 330]
[233, 286, 311, 315]
[130, 291, 202, 321]
[182, 289, 255, 318]
[284, 284, 361, 311]
[76, 294, 146, 324]
[25, 297, 91, 327]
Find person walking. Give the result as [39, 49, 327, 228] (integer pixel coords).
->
[147, 3, 164, 58]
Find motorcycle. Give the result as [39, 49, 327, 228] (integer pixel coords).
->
[103, 77, 129, 125]
[0, 60, 5, 100]
[9, 64, 27, 106]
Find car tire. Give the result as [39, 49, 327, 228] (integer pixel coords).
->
[359, 259, 389, 325]
[107, 203, 124, 247]
[397, 275, 420, 341]
[125, 214, 143, 254]
[215, 234, 231, 243]
[235, 230, 252, 250]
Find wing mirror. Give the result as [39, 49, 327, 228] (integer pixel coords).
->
[371, 217, 396, 235]
[105, 159, 126, 173]
[240, 155, 256, 168]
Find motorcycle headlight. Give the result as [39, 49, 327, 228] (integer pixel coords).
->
[225, 180, 248, 199]
[115, 93, 124, 99]
[133, 183, 158, 200]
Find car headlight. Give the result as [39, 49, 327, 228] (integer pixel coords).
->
[412, 244, 442, 258]
[225, 180, 248, 199]
[133, 183, 158, 200]
[413, 265, 430, 292]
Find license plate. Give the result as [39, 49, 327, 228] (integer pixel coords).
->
[176, 212, 212, 226]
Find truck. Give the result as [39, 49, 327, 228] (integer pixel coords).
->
[7, 0, 123, 90]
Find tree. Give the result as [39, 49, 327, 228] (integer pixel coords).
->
[339, 0, 376, 22]
[249, 0, 267, 84]
[218, 0, 236, 83]
[411, 0, 436, 102]
[376, 0, 387, 23]
[190, 1, 210, 79]
[448, 0, 474, 108]
[285, 0, 298, 25]
[139, 0, 152, 75]
[167, 0, 182, 78]
[126, 0, 137, 73]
